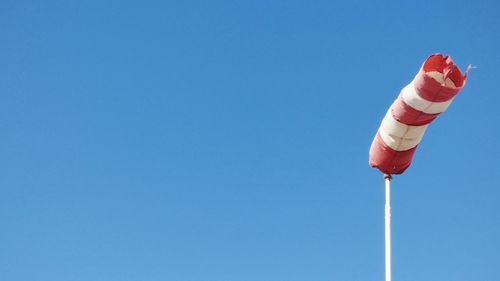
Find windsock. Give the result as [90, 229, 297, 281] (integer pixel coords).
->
[369, 54, 469, 175]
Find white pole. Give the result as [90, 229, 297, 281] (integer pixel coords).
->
[384, 174, 392, 281]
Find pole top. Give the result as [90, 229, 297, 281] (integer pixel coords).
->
[384, 174, 392, 180]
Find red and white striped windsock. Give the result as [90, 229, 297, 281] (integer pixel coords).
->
[369, 54, 469, 175]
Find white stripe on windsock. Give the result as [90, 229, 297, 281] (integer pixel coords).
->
[379, 110, 428, 151]
[401, 82, 454, 114]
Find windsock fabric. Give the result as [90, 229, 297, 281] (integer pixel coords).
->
[369, 54, 468, 175]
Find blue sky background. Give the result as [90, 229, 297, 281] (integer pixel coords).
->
[1, 1, 499, 280]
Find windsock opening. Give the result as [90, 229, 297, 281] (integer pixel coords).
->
[423, 54, 467, 88]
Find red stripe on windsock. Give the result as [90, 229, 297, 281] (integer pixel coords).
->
[413, 73, 460, 102]
[391, 95, 439, 126]
[369, 133, 417, 175]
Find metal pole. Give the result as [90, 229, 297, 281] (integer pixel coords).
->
[384, 174, 392, 281]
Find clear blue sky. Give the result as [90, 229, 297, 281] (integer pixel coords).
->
[1, 1, 499, 280]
